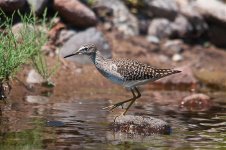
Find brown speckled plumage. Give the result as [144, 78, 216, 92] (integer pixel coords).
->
[112, 58, 180, 81]
[64, 44, 181, 115]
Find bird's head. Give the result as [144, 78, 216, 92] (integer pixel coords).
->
[64, 44, 97, 58]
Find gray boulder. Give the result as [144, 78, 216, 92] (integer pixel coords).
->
[193, 0, 226, 47]
[148, 15, 205, 39]
[60, 27, 111, 64]
[143, 0, 179, 20]
[194, 0, 226, 23]
[55, 29, 77, 46]
[176, 0, 208, 38]
[148, 18, 173, 39]
[171, 15, 192, 38]
[95, 0, 138, 36]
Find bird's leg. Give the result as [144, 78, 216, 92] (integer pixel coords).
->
[102, 89, 136, 111]
[122, 87, 141, 115]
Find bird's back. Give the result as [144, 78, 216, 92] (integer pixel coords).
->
[112, 58, 180, 80]
[94, 54, 180, 88]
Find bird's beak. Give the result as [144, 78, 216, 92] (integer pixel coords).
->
[64, 51, 80, 58]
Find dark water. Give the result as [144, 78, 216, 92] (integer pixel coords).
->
[0, 91, 225, 150]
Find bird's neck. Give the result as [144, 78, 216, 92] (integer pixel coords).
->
[89, 50, 105, 64]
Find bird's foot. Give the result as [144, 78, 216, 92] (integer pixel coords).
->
[102, 102, 125, 111]
[113, 112, 125, 123]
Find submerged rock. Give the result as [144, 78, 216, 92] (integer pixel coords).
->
[180, 93, 212, 111]
[111, 115, 171, 135]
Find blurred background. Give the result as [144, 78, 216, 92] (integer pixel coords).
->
[0, 0, 226, 149]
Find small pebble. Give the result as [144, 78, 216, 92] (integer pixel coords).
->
[146, 35, 160, 44]
[172, 53, 183, 62]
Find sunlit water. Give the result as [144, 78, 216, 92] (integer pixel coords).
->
[0, 91, 225, 150]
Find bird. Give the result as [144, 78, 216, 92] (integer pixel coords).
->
[64, 44, 181, 115]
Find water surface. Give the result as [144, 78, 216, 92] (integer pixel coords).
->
[0, 91, 225, 150]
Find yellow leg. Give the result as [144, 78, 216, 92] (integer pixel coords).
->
[102, 88, 136, 111]
[122, 87, 141, 115]
[103, 87, 141, 115]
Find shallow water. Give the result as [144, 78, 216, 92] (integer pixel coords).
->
[0, 91, 225, 150]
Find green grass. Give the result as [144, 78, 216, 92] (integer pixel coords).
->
[0, 10, 59, 99]
[30, 10, 59, 87]
[0, 12, 38, 83]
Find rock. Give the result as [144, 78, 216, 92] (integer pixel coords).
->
[26, 69, 45, 84]
[180, 93, 212, 111]
[56, 29, 77, 46]
[139, 19, 150, 35]
[194, 69, 226, 90]
[0, 0, 25, 12]
[193, 0, 226, 47]
[26, 95, 49, 104]
[143, 0, 179, 20]
[12, 23, 34, 40]
[158, 55, 170, 63]
[176, 0, 202, 19]
[146, 35, 160, 44]
[148, 15, 203, 39]
[111, 115, 171, 135]
[48, 20, 67, 44]
[94, 0, 138, 36]
[208, 24, 226, 47]
[194, 0, 226, 23]
[148, 18, 173, 39]
[156, 65, 198, 88]
[175, 0, 208, 38]
[60, 27, 111, 64]
[172, 53, 183, 62]
[163, 39, 184, 54]
[54, 0, 97, 28]
[27, 0, 48, 15]
[171, 15, 192, 38]
[93, 5, 113, 22]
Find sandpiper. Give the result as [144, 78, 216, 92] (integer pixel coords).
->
[64, 44, 181, 115]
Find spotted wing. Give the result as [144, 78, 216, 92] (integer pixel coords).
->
[112, 58, 154, 81]
[113, 58, 180, 81]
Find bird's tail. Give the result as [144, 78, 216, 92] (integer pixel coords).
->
[153, 68, 181, 79]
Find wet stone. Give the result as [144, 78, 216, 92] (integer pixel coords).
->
[26, 69, 45, 84]
[111, 115, 171, 135]
[26, 95, 49, 104]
